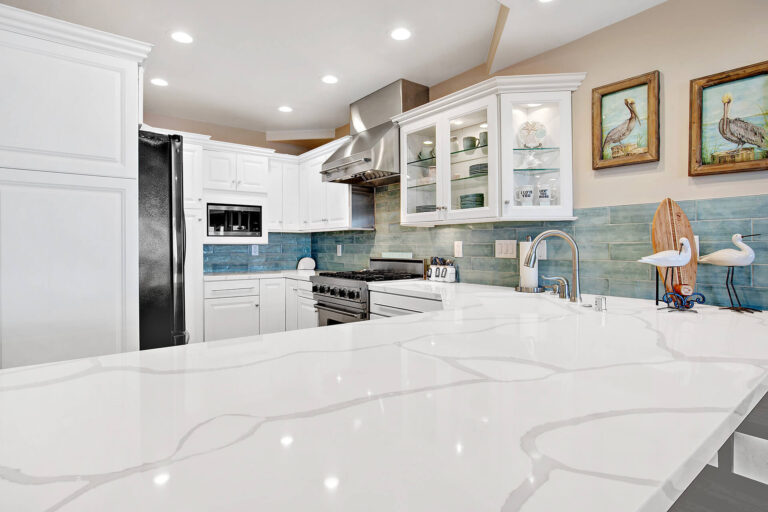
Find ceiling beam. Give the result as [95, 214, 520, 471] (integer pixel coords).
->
[485, 2, 510, 75]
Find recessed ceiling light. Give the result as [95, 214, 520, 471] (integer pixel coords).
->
[390, 27, 411, 41]
[321, 75, 339, 84]
[451, 120, 464, 125]
[526, 103, 542, 107]
[480, 123, 488, 128]
[538, 0, 554, 3]
[150, 78, 168, 87]
[423, 140, 433, 145]
[171, 31, 194, 44]
[278, 106, 293, 113]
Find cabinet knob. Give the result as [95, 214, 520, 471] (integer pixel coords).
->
[254, 304, 260, 308]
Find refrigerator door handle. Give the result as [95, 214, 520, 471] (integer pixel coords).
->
[170, 135, 187, 345]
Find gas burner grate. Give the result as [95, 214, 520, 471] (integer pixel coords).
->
[318, 270, 422, 282]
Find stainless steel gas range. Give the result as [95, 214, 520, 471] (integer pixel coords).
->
[310, 258, 424, 326]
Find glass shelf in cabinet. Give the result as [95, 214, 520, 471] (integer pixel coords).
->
[513, 147, 559, 152]
[513, 167, 559, 173]
[407, 157, 436, 168]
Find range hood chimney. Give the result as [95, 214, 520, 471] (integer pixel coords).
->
[321, 79, 429, 187]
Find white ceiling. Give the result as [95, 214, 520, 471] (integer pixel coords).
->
[6, 0, 666, 133]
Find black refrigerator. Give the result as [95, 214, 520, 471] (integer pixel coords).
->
[139, 131, 188, 350]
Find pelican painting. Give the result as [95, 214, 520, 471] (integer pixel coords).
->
[592, 71, 659, 170]
[695, 67, 768, 170]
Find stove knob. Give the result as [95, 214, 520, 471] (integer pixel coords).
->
[330, 287, 338, 296]
[319, 285, 328, 294]
[348, 290, 358, 300]
[311, 284, 318, 293]
[338, 288, 348, 298]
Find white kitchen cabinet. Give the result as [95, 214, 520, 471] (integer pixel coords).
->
[299, 154, 351, 231]
[297, 296, 318, 329]
[369, 291, 443, 317]
[285, 279, 299, 331]
[282, 162, 301, 230]
[203, 151, 238, 191]
[184, 209, 204, 343]
[325, 180, 350, 229]
[236, 153, 269, 194]
[259, 278, 286, 334]
[183, 143, 204, 210]
[203, 149, 269, 194]
[0, 169, 139, 368]
[266, 160, 284, 230]
[0, 11, 148, 179]
[394, 74, 585, 225]
[204, 295, 260, 341]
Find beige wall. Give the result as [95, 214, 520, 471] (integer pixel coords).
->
[431, 0, 768, 209]
[142, 113, 306, 155]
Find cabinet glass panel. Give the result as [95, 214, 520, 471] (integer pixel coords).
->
[508, 102, 561, 208]
[405, 125, 438, 215]
[448, 109, 488, 212]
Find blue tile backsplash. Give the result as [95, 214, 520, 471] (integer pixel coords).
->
[206, 186, 768, 310]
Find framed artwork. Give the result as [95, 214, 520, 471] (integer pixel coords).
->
[592, 70, 660, 170]
[689, 60, 768, 176]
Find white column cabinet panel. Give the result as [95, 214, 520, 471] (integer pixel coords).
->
[203, 151, 237, 190]
[0, 169, 138, 368]
[305, 157, 326, 229]
[182, 144, 204, 210]
[266, 160, 284, 231]
[282, 162, 301, 231]
[0, 29, 145, 179]
[324, 181, 350, 229]
[236, 154, 269, 194]
[184, 210, 204, 343]
[204, 296, 260, 341]
[297, 297, 318, 329]
[285, 279, 299, 331]
[259, 278, 286, 334]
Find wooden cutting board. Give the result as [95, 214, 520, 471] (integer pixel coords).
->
[651, 198, 697, 295]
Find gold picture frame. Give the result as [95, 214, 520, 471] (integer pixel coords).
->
[592, 71, 660, 170]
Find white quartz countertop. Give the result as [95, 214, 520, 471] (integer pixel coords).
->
[2, 284, 768, 512]
[203, 269, 317, 281]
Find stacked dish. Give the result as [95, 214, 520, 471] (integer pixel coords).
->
[415, 204, 437, 213]
[469, 163, 488, 177]
[459, 193, 484, 209]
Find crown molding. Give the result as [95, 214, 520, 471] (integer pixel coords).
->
[0, 4, 151, 61]
[392, 73, 586, 124]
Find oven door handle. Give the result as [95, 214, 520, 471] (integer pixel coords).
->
[314, 304, 365, 319]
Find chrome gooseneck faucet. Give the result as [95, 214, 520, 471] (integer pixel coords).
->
[524, 229, 581, 303]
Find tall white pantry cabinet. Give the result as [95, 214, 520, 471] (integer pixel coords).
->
[0, 5, 151, 368]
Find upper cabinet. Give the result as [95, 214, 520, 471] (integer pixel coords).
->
[202, 143, 271, 193]
[182, 143, 204, 210]
[394, 74, 585, 225]
[0, 4, 150, 179]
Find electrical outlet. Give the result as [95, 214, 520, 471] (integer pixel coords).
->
[536, 240, 547, 260]
[495, 240, 517, 258]
[337, 244, 342, 256]
[454, 241, 463, 258]
[694, 235, 700, 258]
[250, 245, 259, 256]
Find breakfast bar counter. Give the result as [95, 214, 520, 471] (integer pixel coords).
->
[1, 284, 767, 511]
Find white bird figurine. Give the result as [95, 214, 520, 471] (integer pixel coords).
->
[698, 233, 760, 313]
[638, 237, 692, 267]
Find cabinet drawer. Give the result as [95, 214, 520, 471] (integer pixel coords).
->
[369, 291, 442, 317]
[204, 279, 259, 298]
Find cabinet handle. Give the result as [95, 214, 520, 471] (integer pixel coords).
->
[197, 217, 202, 222]
[254, 304, 260, 308]
[198, 197, 202, 202]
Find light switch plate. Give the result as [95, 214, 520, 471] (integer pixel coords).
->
[337, 244, 343, 256]
[495, 240, 517, 259]
[250, 245, 259, 256]
[694, 235, 700, 258]
[454, 241, 463, 258]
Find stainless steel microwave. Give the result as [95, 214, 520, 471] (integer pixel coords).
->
[206, 203, 262, 237]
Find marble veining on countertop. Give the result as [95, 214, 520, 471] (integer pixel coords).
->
[1, 285, 768, 511]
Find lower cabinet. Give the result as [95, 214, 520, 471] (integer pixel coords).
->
[259, 278, 286, 334]
[184, 209, 204, 343]
[297, 296, 318, 329]
[0, 169, 138, 368]
[285, 279, 299, 331]
[369, 291, 443, 317]
[204, 295, 260, 341]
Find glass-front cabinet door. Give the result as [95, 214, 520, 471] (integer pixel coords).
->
[443, 97, 498, 220]
[400, 119, 442, 223]
[500, 91, 573, 219]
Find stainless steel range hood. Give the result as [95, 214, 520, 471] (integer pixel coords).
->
[322, 79, 429, 187]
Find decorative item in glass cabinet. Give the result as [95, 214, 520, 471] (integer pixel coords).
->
[518, 121, 547, 149]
